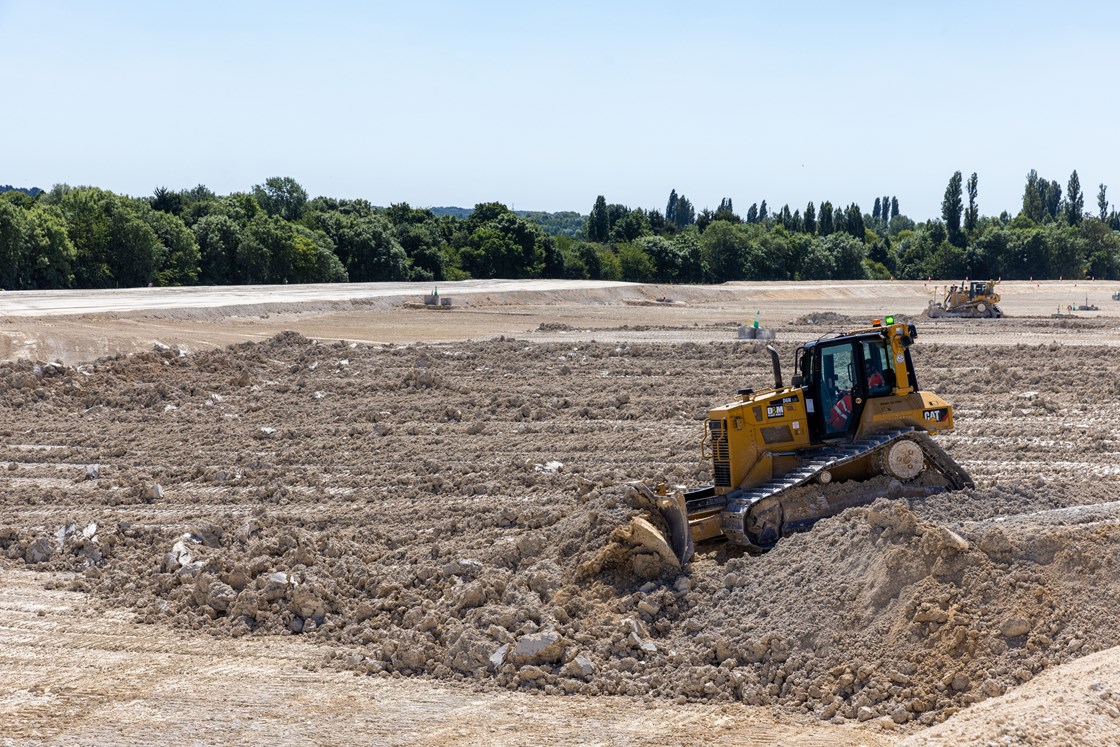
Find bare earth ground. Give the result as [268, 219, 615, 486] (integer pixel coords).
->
[2, 279, 1120, 746]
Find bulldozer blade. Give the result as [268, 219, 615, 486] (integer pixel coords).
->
[627, 482, 695, 565]
[657, 490, 695, 565]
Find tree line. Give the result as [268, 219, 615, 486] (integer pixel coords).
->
[1, 171, 1119, 291]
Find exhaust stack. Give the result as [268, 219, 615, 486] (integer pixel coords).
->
[767, 344, 782, 388]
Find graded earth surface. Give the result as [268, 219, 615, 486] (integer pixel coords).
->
[2, 279, 1119, 746]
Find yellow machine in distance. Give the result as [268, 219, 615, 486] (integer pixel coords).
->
[927, 279, 1003, 318]
[647, 319, 973, 563]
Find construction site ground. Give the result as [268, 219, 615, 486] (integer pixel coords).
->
[2, 279, 1119, 745]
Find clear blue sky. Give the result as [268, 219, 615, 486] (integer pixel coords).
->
[2, 1, 1116, 221]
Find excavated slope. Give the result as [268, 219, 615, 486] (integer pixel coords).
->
[2, 328, 1119, 733]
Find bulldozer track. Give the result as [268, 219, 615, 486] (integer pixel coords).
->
[717, 428, 974, 551]
[928, 304, 1004, 319]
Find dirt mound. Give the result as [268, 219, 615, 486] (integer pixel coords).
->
[2, 329, 1120, 734]
[792, 311, 859, 328]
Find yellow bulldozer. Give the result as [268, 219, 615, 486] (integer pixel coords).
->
[927, 279, 1003, 318]
[637, 319, 973, 563]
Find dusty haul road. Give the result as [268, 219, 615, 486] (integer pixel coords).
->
[2, 279, 1120, 746]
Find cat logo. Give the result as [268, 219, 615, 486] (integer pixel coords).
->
[923, 408, 948, 422]
[766, 404, 784, 419]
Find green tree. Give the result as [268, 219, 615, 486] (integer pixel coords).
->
[222, 192, 264, 226]
[609, 208, 649, 243]
[394, 220, 448, 281]
[695, 208, 715, 233]
[636, 236, 681, 282]
[240, 216, 293, 283]
[843, 203, 865, 240]
[892, 230, 937, 279]
[1043, 179, 1063, 221]
[1021, 170, 1045, 223]
[464, 201, 511, 232]
[801, 237, 837, 279]
[753, 228, 793, 280]
[969, 225, 1010, 280]
[594, 245, 621, 280]
[193, 214, 243, 284]
[779, 204, 795, 231]
[0, 199, 28, 289]
[25, 206, 76, 288]
[1081, 219, 1120, 279]
[1065, 170, 1084, 225]
[1099, 184, 1109, 222]
[665, 190, 679, 227]
[804, 201, 816, 234]
[316, 211, 407, 282]
[714, 198, 739, 224]
[818, 201, 834, 236]
[252, 177, 308, 221]
[588, 195, 609, 242]
[53, 186, 114, 287]
[671, 194, 695, 228]
[151, 186, 183, 216]
[964, 172, 979, 235]
[289, 225, 347, 283]
[144, 208, 200, 285]
[1044, 224, 1085, 279]
[926, 241, 969, 279]
[109, 209, 160, 287]
[461, 227, 521, 278]
[821, 232, 867, 279]
[942, 171, 965, 247]
[699, 221, 748, 281]
[616, 243, 655, 281]
[552, 236, 589, 279]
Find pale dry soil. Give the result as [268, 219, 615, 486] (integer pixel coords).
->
[2, 279, 1120, 746]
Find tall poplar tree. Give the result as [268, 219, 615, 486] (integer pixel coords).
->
[1065, 170, 1084, 225]
[964, 172, 979, 235]
[844, 203, 865, 239]
[588, 196, 609, 242]
[942, 171, 964, 247]
[819, 201, 834, 236]
[1043, 180, 1062, 221]
[804, 201, 816, 234]
[1022, 170, 1045, 223]
[672, 195, 695, 228]
[665, 190, 678, 227]
[1099, 184, 1109, 221]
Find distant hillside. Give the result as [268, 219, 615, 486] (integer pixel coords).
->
[429, 206, 586, 237]
[516, 210, 586, 238]
[429, 206, 473, 220]
[0, 185, 43, 197]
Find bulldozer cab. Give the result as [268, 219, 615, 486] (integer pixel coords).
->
[969, 280, 992, 298]
[799, 325, 916, 441]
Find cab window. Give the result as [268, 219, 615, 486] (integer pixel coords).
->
[861, 340, 893, 395]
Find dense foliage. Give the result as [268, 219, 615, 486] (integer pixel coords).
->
[1, 171, 1118, 290]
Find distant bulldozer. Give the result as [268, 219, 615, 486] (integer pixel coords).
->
[927, 280, 1003, 319]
